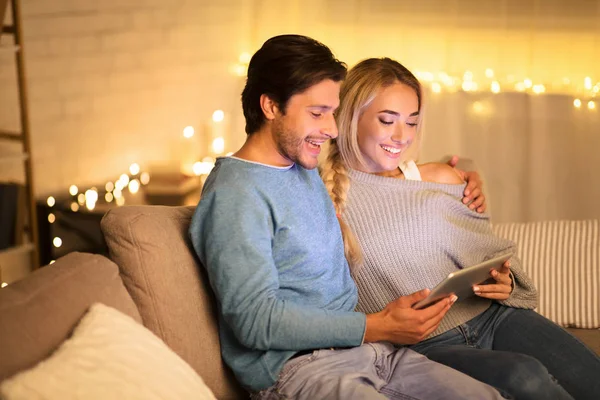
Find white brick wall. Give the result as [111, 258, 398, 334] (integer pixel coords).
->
[0, 0, 599, 198]
[1, 0, 252, 196]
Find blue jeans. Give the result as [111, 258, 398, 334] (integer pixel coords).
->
[252, 342, 503, 400]
[410, 303, 600, 400]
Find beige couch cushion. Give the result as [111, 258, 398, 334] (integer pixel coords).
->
[101, 206, 245, 400]
[0, 252, 141, 381]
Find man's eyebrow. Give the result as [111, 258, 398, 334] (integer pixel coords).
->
[379, 109, 420, 117]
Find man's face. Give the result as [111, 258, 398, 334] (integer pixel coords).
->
[272, 79, 340, 170]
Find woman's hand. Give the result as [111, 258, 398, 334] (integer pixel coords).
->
[473, 260, 513, 300]
[447, 155, 486, 213]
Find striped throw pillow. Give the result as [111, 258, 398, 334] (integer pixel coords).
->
[493, 219, 600, 329]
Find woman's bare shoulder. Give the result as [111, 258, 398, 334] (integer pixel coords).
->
[418, 162, 464, 184]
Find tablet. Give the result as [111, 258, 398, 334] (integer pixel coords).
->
[413, 252, 514, 310]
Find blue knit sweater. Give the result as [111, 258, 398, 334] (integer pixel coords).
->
[189, 157, 366, 392]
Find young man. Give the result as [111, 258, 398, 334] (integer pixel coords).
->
[189, 35, 501, 399]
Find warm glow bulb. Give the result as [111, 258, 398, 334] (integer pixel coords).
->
[491, 81, 501, 93]
[129, 163, 140, 175]
[47, 196, 55, 207]
[85, 189, 98, 203]
[234, 65, 246, 77]
[105, 192, 114, 202]
[105, 182, 115, 192]
[48, 213, 56, 223]
[116, 196, 125, 206]
[515, 82, 526, 92]
[524, 79, 532, 88]
[574, 99, 582, 108]
[71, 202, 79, 212]
[183, 126, 195, 138]
[113, 188, 122, 198]
[431, 82, 441, 93]
[69, 185, 78, 196]
[212, 137, 225, 154]
[485, 69, 494, 78]
[193, 161, 215, 176]
[532, 84, 546, 94]
[212, 110, 225, 122]
[128, 179, 140, 194]
[463, 71, 473, 81]
[53, 237, 62, 248]
[119, 174, 130, 186]
[77, 193, 85, 205]
[584, 77, 593, 90]
[239, 52, 251, 64]
[588, 101, 596, 110]
[140, 172, 150, 185]
[1, 282, 7, 288]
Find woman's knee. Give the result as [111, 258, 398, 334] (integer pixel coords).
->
[504, 355, 566, 399]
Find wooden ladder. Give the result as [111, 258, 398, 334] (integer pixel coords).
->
[0, 0, 39, 271]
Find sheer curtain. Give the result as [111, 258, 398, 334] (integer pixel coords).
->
[241, 0, 600, 222]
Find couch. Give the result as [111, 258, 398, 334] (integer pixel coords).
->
[0, 205, 598, 399]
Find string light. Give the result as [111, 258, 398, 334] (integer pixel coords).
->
[129, 163, 140, 175]
[69, 185, 78, 196]
[116, 196, 125, 206]
[53, 237, 62, 248]
[183, 126, 195, 139]
[485, 68, 494, 78]
[212, 137, 225, 154]
[532, 84, 546, 94]
[1, 282, 7, 288]
[105, 182, 114, 192]
[574, 99, 582, 108]
[77, 193, 85, 205]
[432, 82, 441, 93]
[70, 202, 79, 212]
[239, 52, 251, 64]
[105, 192, 114, 202]
[491, 81, 501, 93]
[589, 101, 596, 110]
[47, 196, 55, 207]
[524, 79, 532, 89]
[128, 179, 140, 194]
[48, 213, 55, 223]
[212, 110, 225, 122]
[585, 77, 593, 90]
[140, 172, 150, 185]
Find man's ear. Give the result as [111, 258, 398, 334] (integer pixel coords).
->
[260, 94, 280, 121]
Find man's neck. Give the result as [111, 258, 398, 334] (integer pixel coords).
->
[234, 128, 293, 167]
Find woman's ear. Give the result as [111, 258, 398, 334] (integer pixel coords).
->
[260, 94, 279, 121]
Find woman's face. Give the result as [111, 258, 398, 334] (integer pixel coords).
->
[356, 82, 419, 175]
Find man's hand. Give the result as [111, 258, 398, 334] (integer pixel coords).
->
[447, 155, 486, 213]
[473, 260, 513, 300]
[364, 289, 456, 345]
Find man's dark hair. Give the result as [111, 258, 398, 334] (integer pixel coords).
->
[241, 34, 347, 134]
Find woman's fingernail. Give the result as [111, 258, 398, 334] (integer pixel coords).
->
[450, 295, 458, 303]
[473, 286, 480, 292]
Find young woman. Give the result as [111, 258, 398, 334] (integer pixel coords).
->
[321, 57, 600, 400]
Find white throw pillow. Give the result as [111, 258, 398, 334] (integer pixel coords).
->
[0, 303, 216, 400]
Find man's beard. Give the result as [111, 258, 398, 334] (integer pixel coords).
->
[272, 118, 318, 170]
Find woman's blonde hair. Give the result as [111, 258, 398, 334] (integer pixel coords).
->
[321, 58, 423, 271]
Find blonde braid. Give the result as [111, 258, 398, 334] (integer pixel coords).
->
[321, 141, 363, 272]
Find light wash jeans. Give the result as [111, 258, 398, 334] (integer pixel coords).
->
[410, 303, 600, 400]
[252, 342, 503, 400]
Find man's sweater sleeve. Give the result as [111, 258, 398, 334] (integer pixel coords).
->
[189, 187, 366, 352]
